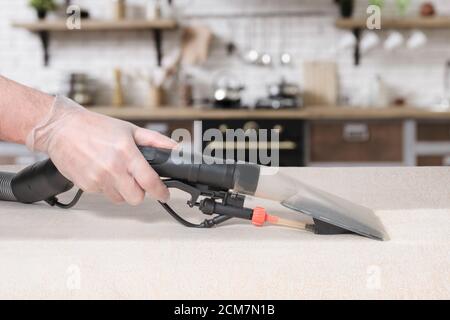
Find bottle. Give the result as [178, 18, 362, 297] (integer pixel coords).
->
[368, 74, 389, 108]
[113, 0, 126, 20]
[112, 68, 124, 107]
[146, 0, 161, 20]
[179, 74, 194, 107]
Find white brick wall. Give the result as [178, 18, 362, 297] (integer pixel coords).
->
[1, 0, 450, 107]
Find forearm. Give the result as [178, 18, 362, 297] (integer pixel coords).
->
[0, 75, 53, 144]
[0, 75, 175, 204]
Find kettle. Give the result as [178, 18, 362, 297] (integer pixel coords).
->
[212, 72, 245, 109]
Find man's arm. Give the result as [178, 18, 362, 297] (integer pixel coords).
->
[0, 76, 53, 144]
[0, 75, 176, 205]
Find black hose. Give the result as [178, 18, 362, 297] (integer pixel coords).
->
[0, 159, 73, 205]
[0, 171, 17, 201]
[0, 163, 82, 208]
[46, 189, 84, 209]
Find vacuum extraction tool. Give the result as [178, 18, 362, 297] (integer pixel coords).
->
[0, 146, 388, 240]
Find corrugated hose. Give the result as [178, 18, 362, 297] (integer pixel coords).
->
[0, 171, 17, 201]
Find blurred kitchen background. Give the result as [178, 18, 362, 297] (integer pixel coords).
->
[1, 0, 450, 166]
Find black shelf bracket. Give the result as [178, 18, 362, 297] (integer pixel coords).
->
[38, 31, 50, 66]
[352, 27, 361, 66]
[153, 29, 163, 66]
[34, 28, 168, 67]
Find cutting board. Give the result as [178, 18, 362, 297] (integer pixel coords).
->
[303, 61, 338, 106]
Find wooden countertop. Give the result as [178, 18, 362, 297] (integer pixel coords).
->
[87, 105, 450, 121]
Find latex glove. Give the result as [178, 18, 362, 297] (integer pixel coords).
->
[26, 96, 177, 205]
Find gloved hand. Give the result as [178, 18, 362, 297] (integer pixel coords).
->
[26, 96, 177, 205]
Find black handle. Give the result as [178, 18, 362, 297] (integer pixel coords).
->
[11, 159, 73, 204]
[139, 146, 237, 190]
[2, 146, 260, 205]
[139, 146, 260, 194]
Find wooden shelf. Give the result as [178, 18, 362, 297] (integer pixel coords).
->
[336, 17, 450, 65]
[87, 106, 450, 121]
[12, 19, 178, 66]
[336, 16, 450, 29]
[12, 19, 178, 32]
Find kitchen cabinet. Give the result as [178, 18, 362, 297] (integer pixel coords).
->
[5, 107, 450, 166]
[415, 120, 450, 166]
[308, 120, 403, 164]
[417, 121, 450, 141]
[417, 155, 450, 166]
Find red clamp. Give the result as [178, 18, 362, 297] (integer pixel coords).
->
[251, 207, 279, 227]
